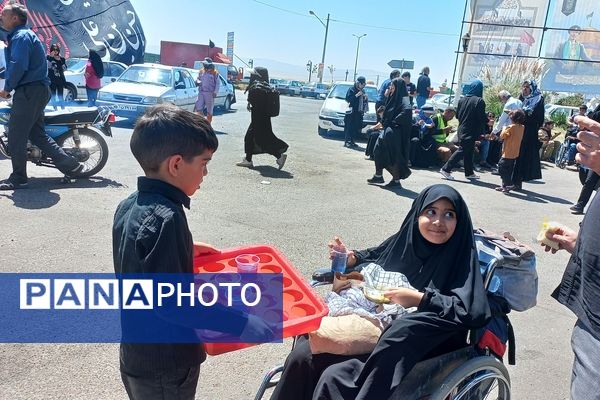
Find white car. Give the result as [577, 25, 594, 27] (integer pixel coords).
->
[64, 58, 127, 101]
[96, 63, 198, 119]
[424, 93, 454, 111]
[544, 104, 580, 120]
[317, 81, 378, 136]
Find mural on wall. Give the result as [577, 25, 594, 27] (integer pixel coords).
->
[460, 0, 600, 94]
[1, 0, 146, 65]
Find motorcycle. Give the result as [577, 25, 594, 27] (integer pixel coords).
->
[0, 103, 114, 178]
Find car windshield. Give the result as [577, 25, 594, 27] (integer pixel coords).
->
[66, 59, 87, 72]
[118, 66, 172, 87]
[328, 84, 377, 102]
[279, 80, 291, 85]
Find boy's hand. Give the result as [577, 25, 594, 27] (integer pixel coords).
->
[193, 242, 221, 257]
[543, 226, 578, 254]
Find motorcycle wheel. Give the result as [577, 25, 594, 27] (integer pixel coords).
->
[57, 128, 109, 178]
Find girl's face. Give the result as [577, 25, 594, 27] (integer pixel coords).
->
[418, 198, 457, 244]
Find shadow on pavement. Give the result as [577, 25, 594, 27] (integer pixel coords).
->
[505, 187, 572, 204]
[213, 130, 228, 135]
[367, 182, 420, 199]
[0, 176, 125, 210]
[251, 165, 293, 179]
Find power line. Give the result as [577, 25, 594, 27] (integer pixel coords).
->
[251, 0, 458, 37]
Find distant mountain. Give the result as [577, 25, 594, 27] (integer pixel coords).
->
[235, 56, 392, 85]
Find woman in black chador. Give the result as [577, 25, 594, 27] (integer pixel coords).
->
[367, 78, 413, 187]
[270, 184, 491, 400]
[236, 67, 289, 169]
[512, 79, 544, 189]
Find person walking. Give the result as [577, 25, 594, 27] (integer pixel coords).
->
[194, 57, 220, 125]
[367, 78, 412, 187]
[439, 80, 487, 181]
[401, 71, 417, 107]
[236, 67, 288, 169]
[343, 76, 368, 148]
[46, 43, 67, 109]
[416, 66, 432, 109]
[85, 49, 103, 107]
[0, 3, 82, 190]
[511, 79, 544, 190]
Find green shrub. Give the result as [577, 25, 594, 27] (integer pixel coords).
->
[550, 111, 568, 128]
[556, 94, 584, 107]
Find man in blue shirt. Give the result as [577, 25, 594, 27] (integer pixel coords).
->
[375, 69, 400, 110]
[416, 66, 432, 109]
[0, 3, 81, 190]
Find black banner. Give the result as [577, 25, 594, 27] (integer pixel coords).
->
[1, 0, 146, 65]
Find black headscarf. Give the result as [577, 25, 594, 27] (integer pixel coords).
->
[354, 184, 490, 327]
[88, 49, 104, 77]
[246, 66, 269, 93]
[383, 78, 412, 127]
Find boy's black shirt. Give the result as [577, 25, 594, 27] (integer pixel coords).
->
[113, 177, 247, 374]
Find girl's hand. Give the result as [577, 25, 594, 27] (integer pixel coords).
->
[383, 288, 424, 308]
[328, 236, 356, 268]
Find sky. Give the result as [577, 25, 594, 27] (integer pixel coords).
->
[129, 0, 469, 86]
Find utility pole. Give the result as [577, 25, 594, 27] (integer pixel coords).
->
[309, 11, 330, 83]
[352, 33, 366, 81]
[306, 60, 313, 83]
[345, 69, 349, 81]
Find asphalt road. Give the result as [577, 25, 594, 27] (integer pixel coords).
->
[0, 92, 586, 399]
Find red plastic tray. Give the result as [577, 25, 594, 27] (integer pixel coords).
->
[193, 244, 328, 355]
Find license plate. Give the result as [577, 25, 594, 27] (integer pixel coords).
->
[115, 104, 138, 111]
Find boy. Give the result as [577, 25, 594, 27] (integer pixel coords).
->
[495, 109, 525, 193]
[113, 104, 268, 399]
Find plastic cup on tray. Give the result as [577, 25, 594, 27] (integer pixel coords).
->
[235, 254, 260, 273]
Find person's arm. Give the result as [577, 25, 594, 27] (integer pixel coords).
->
[574, 115, 600, 174]
[3, 34, 30, 92]
[477, 99, 488, 136]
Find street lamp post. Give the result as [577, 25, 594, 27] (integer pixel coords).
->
[453, 32, 471, 107]
[352, 33, 366, 81]
[309, 11, 330, 83]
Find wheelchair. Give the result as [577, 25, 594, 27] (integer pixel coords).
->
[254, 245, 513, 400]
[555, 130, 578, 169]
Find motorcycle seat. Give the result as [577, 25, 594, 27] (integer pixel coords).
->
[44, 108, 101, 125]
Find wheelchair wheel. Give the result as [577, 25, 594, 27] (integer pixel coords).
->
[431, 356, 510, 400]
[555, 144, 567, 169]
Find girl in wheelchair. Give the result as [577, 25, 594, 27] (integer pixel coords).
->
[271, 184, 491, 400]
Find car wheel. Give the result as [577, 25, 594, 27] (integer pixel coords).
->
[64, 84, 77, 102]
[318, 127, 328, 136]
[223, 95, 232, 111]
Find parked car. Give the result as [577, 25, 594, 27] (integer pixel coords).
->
[424, 93, 454, 111]
[317, 81, 378, 137]
[545, 104, 580, 120]
[301, 82, 331, 99]
[96, 63, 198, 119]
[274, 80, 302, 96]
[64, 58, 127, 101]
[186, 68, 236, 110]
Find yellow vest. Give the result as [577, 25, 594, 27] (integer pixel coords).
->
[432, 114, 447, 143]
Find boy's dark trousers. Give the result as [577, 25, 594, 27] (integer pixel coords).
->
[498, 157, 516, 187]
[121, 365, 200, 400]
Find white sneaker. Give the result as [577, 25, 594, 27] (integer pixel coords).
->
[466, 174, 481, 179]
[236, 158, 253, 167]
[276, 153, 287, 170]
[439, 169, 455, 180]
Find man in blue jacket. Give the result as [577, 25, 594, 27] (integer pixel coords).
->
[0, 3, 82, 190]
